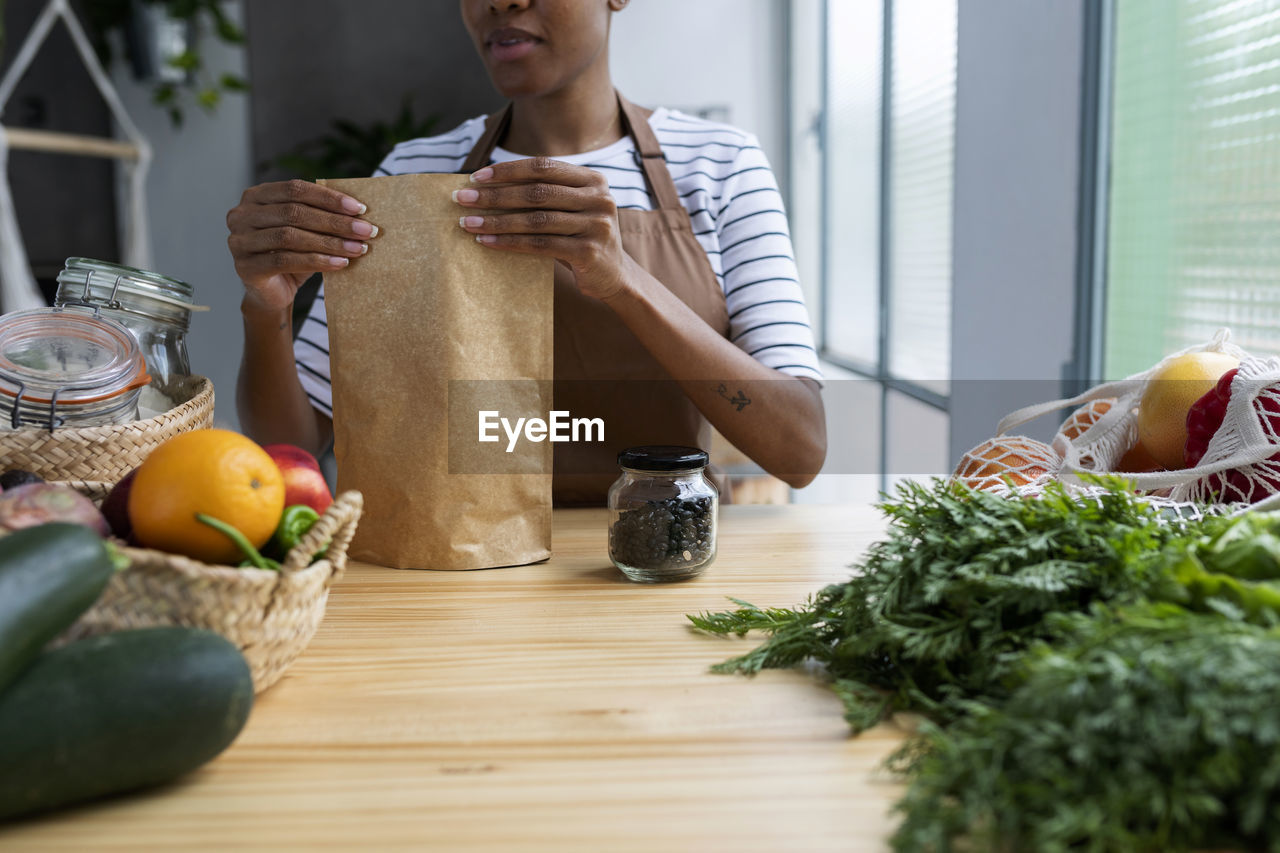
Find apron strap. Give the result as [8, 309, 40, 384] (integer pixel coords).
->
[460, 105, 512, 174]
[459, 93, 683, 213]
[617, 93, 682, 212]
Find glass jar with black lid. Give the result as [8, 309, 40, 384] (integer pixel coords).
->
[54, 257, 195, 394]
[607, 445, 718, 582]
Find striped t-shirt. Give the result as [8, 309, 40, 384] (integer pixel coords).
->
[295, 107, 822, 417]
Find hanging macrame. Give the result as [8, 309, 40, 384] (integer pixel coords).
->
[0, 0, 153, 313]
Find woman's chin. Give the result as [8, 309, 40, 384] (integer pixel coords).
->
[486, 68, 558, 100]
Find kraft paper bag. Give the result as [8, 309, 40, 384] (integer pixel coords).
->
[319, 173, 553, 570]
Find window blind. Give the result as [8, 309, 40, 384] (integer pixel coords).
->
[1107, 0, 1280, 377]
[887, 0, 957, 386]
[823, 0, 883, 366]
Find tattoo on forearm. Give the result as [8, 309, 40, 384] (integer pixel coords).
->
[715, 383, 752, 412]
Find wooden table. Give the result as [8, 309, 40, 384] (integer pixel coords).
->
[4, 505, 910, 851]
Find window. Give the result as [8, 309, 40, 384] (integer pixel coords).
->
[1105, 0, 1280, 377]
[790, 0, 958, 490]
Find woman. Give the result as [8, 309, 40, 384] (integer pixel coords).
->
[228, 0, 826, 503]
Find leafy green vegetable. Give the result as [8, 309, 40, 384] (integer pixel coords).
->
[691, 478, 1280, 848]
[1161, 510, 1280, 626]
[890, 604, 1280, 852]
[690, 478, 1195, 729]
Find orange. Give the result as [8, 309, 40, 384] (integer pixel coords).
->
[129, 429, 286, 564]
[1116, 438, 1163, 474]
[1058, 398, 1114, 442]
[1137, 352, 1239, 470]
[952, 436, 1061, 492]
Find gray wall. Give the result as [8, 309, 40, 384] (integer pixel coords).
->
[110, 2, 253, 430]
[948, 0, 1086, 462]
[611, 0, 789, 192]
[244, 2, 501, 180]
[244, 1, 789, 182]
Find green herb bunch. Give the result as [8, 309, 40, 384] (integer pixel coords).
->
[690, 478, 1280, 849]
[890, 604, 1280, 852]
[690, 478, 1190, 730]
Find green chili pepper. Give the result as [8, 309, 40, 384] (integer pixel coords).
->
[194, 513, 280, 571]
[273, 505, 320, 554]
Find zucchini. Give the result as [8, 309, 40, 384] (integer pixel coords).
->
[0, 523, 114, 693]
[0, 627, 253, 821]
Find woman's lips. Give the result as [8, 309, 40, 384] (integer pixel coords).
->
[487, 29, 540, 62]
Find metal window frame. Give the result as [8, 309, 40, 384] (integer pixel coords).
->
[815, 0, 951, 491]
[1067, 0, 1114, 393]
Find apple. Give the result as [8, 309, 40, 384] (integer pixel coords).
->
[262, 444, 333, 514]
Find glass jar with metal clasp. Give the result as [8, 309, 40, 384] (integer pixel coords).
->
[54, 258, 198, 396]
[0, 308, 151, 431]
[607, 445, 719, 582]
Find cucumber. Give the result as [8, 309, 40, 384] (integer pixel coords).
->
[0, 523, 114, 693]
[0, 627, 254, 821]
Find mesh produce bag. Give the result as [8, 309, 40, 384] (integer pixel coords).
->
[951, 435, 1061, 496]
[1004, 480, 1235, 522]
[996, 329, 1248, 489]
[957, 329, 1280, 511]
[1169, 356, 1280, 505]
[1052, 398, 1125, 472]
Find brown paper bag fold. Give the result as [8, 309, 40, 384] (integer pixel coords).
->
[319, 174, 553, 570]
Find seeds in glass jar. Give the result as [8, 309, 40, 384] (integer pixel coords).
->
[609, 496, 714, 571]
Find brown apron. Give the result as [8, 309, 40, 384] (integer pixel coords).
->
[460, 93, 730, 506]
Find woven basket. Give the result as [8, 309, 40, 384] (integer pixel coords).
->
[59, 490, 364, 693]
[0, 375, 214, 485]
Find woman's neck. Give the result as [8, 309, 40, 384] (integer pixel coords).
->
[502, 69, 624, 157]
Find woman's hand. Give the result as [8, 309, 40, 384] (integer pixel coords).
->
[226, 180, 379, 312]
[455, 159, 631, 301]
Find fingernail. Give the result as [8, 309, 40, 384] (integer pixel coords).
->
[328, 256, 350, 268]
[459, 216, 484, 230]
[342, 197, 367, 215]
[476, 234, 498, 245]
[343, 240, 368, 255]
[352, 220, 378, 238]
[471, 167, 494, 183]
[452, 188, 480, 204]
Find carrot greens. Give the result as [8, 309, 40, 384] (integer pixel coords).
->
[690, 478, 1280, 850]
[690, 478, 1190, 728]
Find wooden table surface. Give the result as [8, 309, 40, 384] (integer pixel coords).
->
[3, 505, 911, 852]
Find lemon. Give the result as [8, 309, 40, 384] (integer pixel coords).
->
[1137, 352, 1239, 470]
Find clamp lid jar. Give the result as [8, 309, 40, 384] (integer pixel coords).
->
[54, 257, 195, 393]
[0, 308, 150, 430]
[607, 445, 718, 583]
